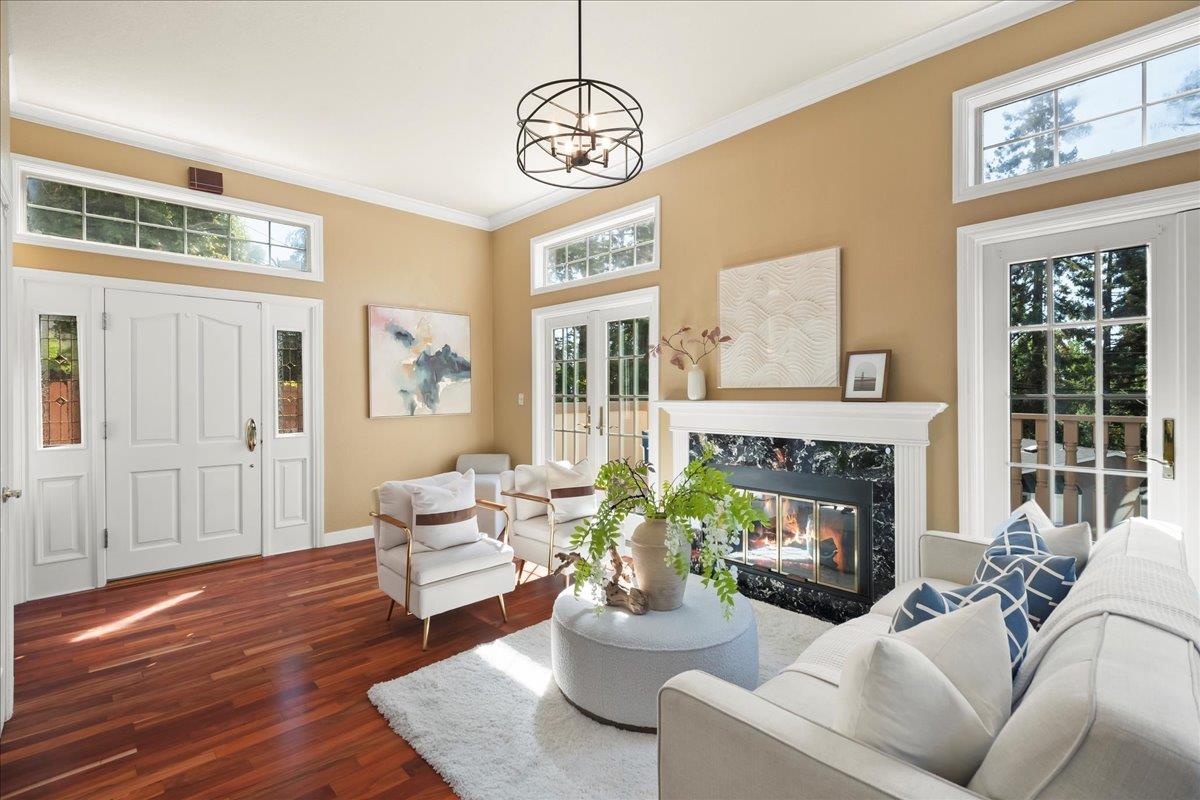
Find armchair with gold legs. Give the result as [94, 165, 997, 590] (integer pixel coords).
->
[370, 472, 517, 650]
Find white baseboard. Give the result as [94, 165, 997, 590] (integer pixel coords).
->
[323, 525, 374, 546]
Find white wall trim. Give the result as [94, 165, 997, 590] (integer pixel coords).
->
[12, 154, 326, 282]
[10, 2, 1061, 233]
[955, 181, 1200, 539]
[488, 0, 1066, 229]
[12, 267, 326, 600]
[952, 7, 1200, 204]
[323, 525, 373, 547]
[10, 101, 491, 231]
[656, 400, 948, 585]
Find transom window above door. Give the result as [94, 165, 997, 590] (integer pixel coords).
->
[1008, 245, 1149, 533]
[13, 155, 324, 281]
[529, 197, 660, 294]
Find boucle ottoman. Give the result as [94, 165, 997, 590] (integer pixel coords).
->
[550, 574, 758, 731]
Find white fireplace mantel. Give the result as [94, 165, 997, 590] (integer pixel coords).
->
[656, 400, 948, 585]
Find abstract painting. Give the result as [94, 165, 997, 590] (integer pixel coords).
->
[718, 247, 840, 388]
[368, 305, 471, 417]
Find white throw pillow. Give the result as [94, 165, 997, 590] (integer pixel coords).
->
[403, 470, 482, 550]
[834, 596, 1013, 784]
[545, 459, 598, 523]
[991, 500, 1054, 538]
[513, 464, 553, 520]
[1040, 521, 1092, 573]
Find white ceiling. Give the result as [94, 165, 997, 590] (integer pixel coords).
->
[10, 1, 1034, 228]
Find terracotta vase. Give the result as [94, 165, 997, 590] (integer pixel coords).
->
[686, 364, 707, 400]
[630, 517, 687, 611]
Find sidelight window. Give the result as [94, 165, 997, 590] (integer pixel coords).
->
[39, 314, 82, 448]
[277, 331, 304, 435]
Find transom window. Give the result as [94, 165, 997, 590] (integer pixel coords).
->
[14, 156, 324, 281]
[954, 9, 1200, 201]
[1008, 245, 1149, 533]
[530, 197, 659, 293]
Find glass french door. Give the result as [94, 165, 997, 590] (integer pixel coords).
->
[982, 211, 1194, 538]
[540, 296, 656, 468]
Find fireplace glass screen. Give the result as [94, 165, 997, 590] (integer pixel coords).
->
[747, 492, 778, 571]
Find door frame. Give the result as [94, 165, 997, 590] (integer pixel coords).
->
[10, 268, 324, 602]
[531, 286, 660, 471]
[956, 182, 1200, 557]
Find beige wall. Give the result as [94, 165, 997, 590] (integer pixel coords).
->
[11, 121, 495, 534]
[489, 0, 1200, 533]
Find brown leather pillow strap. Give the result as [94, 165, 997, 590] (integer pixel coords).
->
[414, 506, 477, 526]
[550, 484, 597, 499]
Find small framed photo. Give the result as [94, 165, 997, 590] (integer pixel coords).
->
[842, 350, 891, 402]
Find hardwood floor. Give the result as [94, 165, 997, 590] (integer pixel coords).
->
[0, 542, 562, 799]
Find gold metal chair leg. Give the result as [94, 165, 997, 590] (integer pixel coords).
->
[497, 594, 508, 623]
[386, 599, 395, 620]
[421, 617, 431, 651]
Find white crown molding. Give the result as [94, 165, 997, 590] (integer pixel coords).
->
[9, 0, 1062, 233]
[486, 0, 1067, 230]
[8, 100, 492, 231]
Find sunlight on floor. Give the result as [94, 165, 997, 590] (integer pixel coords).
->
[474, 639, 553, 696]
[70, 589, 204, 642]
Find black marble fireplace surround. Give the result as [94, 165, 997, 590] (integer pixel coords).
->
[690, 433, 896, 623]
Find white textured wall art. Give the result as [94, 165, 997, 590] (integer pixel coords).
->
[718, 247, 840, 388]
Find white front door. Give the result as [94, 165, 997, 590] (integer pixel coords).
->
[981, 211, 1196, 547]
[104, 289, 263, 579]
[535, 290, 659, 469]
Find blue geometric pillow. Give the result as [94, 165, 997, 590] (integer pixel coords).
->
[974, 551, 1076, 628]
[988, 516, 1050, 557]
[890, 582, 958, 633]
[944, 569, 1032, 675]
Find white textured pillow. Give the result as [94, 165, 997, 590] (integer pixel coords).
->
[1041, 521, 1092, 573]
[834, 596, 1013, 784]
[991, 500, 1055, 538]
[404, 470, 481, 550]
[513, 464, 552, 520]
[545, 459, 598, 523]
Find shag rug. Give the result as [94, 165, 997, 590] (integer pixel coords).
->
[367, 599, 832, 800]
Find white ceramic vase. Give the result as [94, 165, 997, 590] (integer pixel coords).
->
[629, 518, 687, 611]
[686, 364, 707, 400]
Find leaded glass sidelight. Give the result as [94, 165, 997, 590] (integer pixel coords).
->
[277, 330, 304, 434]
[40, 314, 81, 447]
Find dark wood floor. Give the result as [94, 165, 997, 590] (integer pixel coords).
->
[0, 542, 562, 799]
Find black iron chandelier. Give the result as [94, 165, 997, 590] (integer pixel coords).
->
[516, 0, 644, 189]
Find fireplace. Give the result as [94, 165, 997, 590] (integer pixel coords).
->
[721, 465, 874, 603]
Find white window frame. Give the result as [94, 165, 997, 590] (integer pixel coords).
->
[529, 196, 660, 295]
[12, 155, 325, 282]
[952, 8, 1200, 204]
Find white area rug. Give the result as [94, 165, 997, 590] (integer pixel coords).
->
[367, 600, 832, 800]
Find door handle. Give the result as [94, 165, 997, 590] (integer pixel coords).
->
[576, 405, 593, 434]
[246, 418, 258, 452]
[1135, 418, 1175, 480]
[1, 486, 21, 503]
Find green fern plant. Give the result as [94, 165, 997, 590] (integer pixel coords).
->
[566, 442, 766, 617]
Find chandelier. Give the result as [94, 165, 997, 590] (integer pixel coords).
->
[516, 0, 644, 189]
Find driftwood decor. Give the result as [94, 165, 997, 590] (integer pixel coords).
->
[554, 546, 649, 615]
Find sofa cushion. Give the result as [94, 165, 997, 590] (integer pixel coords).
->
[753, 669, 840, 728]
[871, 577, 962, 619]
[974, 551, 1077, 627]
[509, 516, 580, 547]
[790, 613, 891, 684]
[378, 536, 513, 585]
[1040, 521, 1092, 573]
[970, 615, 1200, 800]
[834, 597, 1013, 784]
[513, 464, 552, 520]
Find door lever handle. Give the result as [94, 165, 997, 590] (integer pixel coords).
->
[1, 486, 21, 503]
[246, 418, 258, 452]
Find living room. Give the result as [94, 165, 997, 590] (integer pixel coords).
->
[0, 1, 1197, 798]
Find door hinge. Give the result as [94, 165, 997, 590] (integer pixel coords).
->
[102, 421, 108, 440]
[101, 312, 110, 330]
[103, 529, 109, 549]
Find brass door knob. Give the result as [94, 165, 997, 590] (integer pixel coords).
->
[1, 486, 22, 503]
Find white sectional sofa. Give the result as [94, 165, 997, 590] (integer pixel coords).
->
[658, 518, 1200, 800]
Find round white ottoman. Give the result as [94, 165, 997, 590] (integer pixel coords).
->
[550, 574, 758, 732]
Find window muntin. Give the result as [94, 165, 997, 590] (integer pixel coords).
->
[277, 331, 304, 435]
[1007, 245, 1150, 534]
[980, 42, 1200, 185]
[605, 317, 650, 463]
[552, 324, 588, 463]
[25, 176, 310, 271]
[530, 197, 660, 293]
[39, 314, 81, 448]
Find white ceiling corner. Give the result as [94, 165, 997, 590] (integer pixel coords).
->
[7, 1, 1063, 232]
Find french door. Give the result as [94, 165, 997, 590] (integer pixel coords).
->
[104, 289, 263, 578]
[536, 290, 658, 469]
[981, 211, 1196, 539]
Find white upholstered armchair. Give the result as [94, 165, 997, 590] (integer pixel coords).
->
[370, 471, 517, 649]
